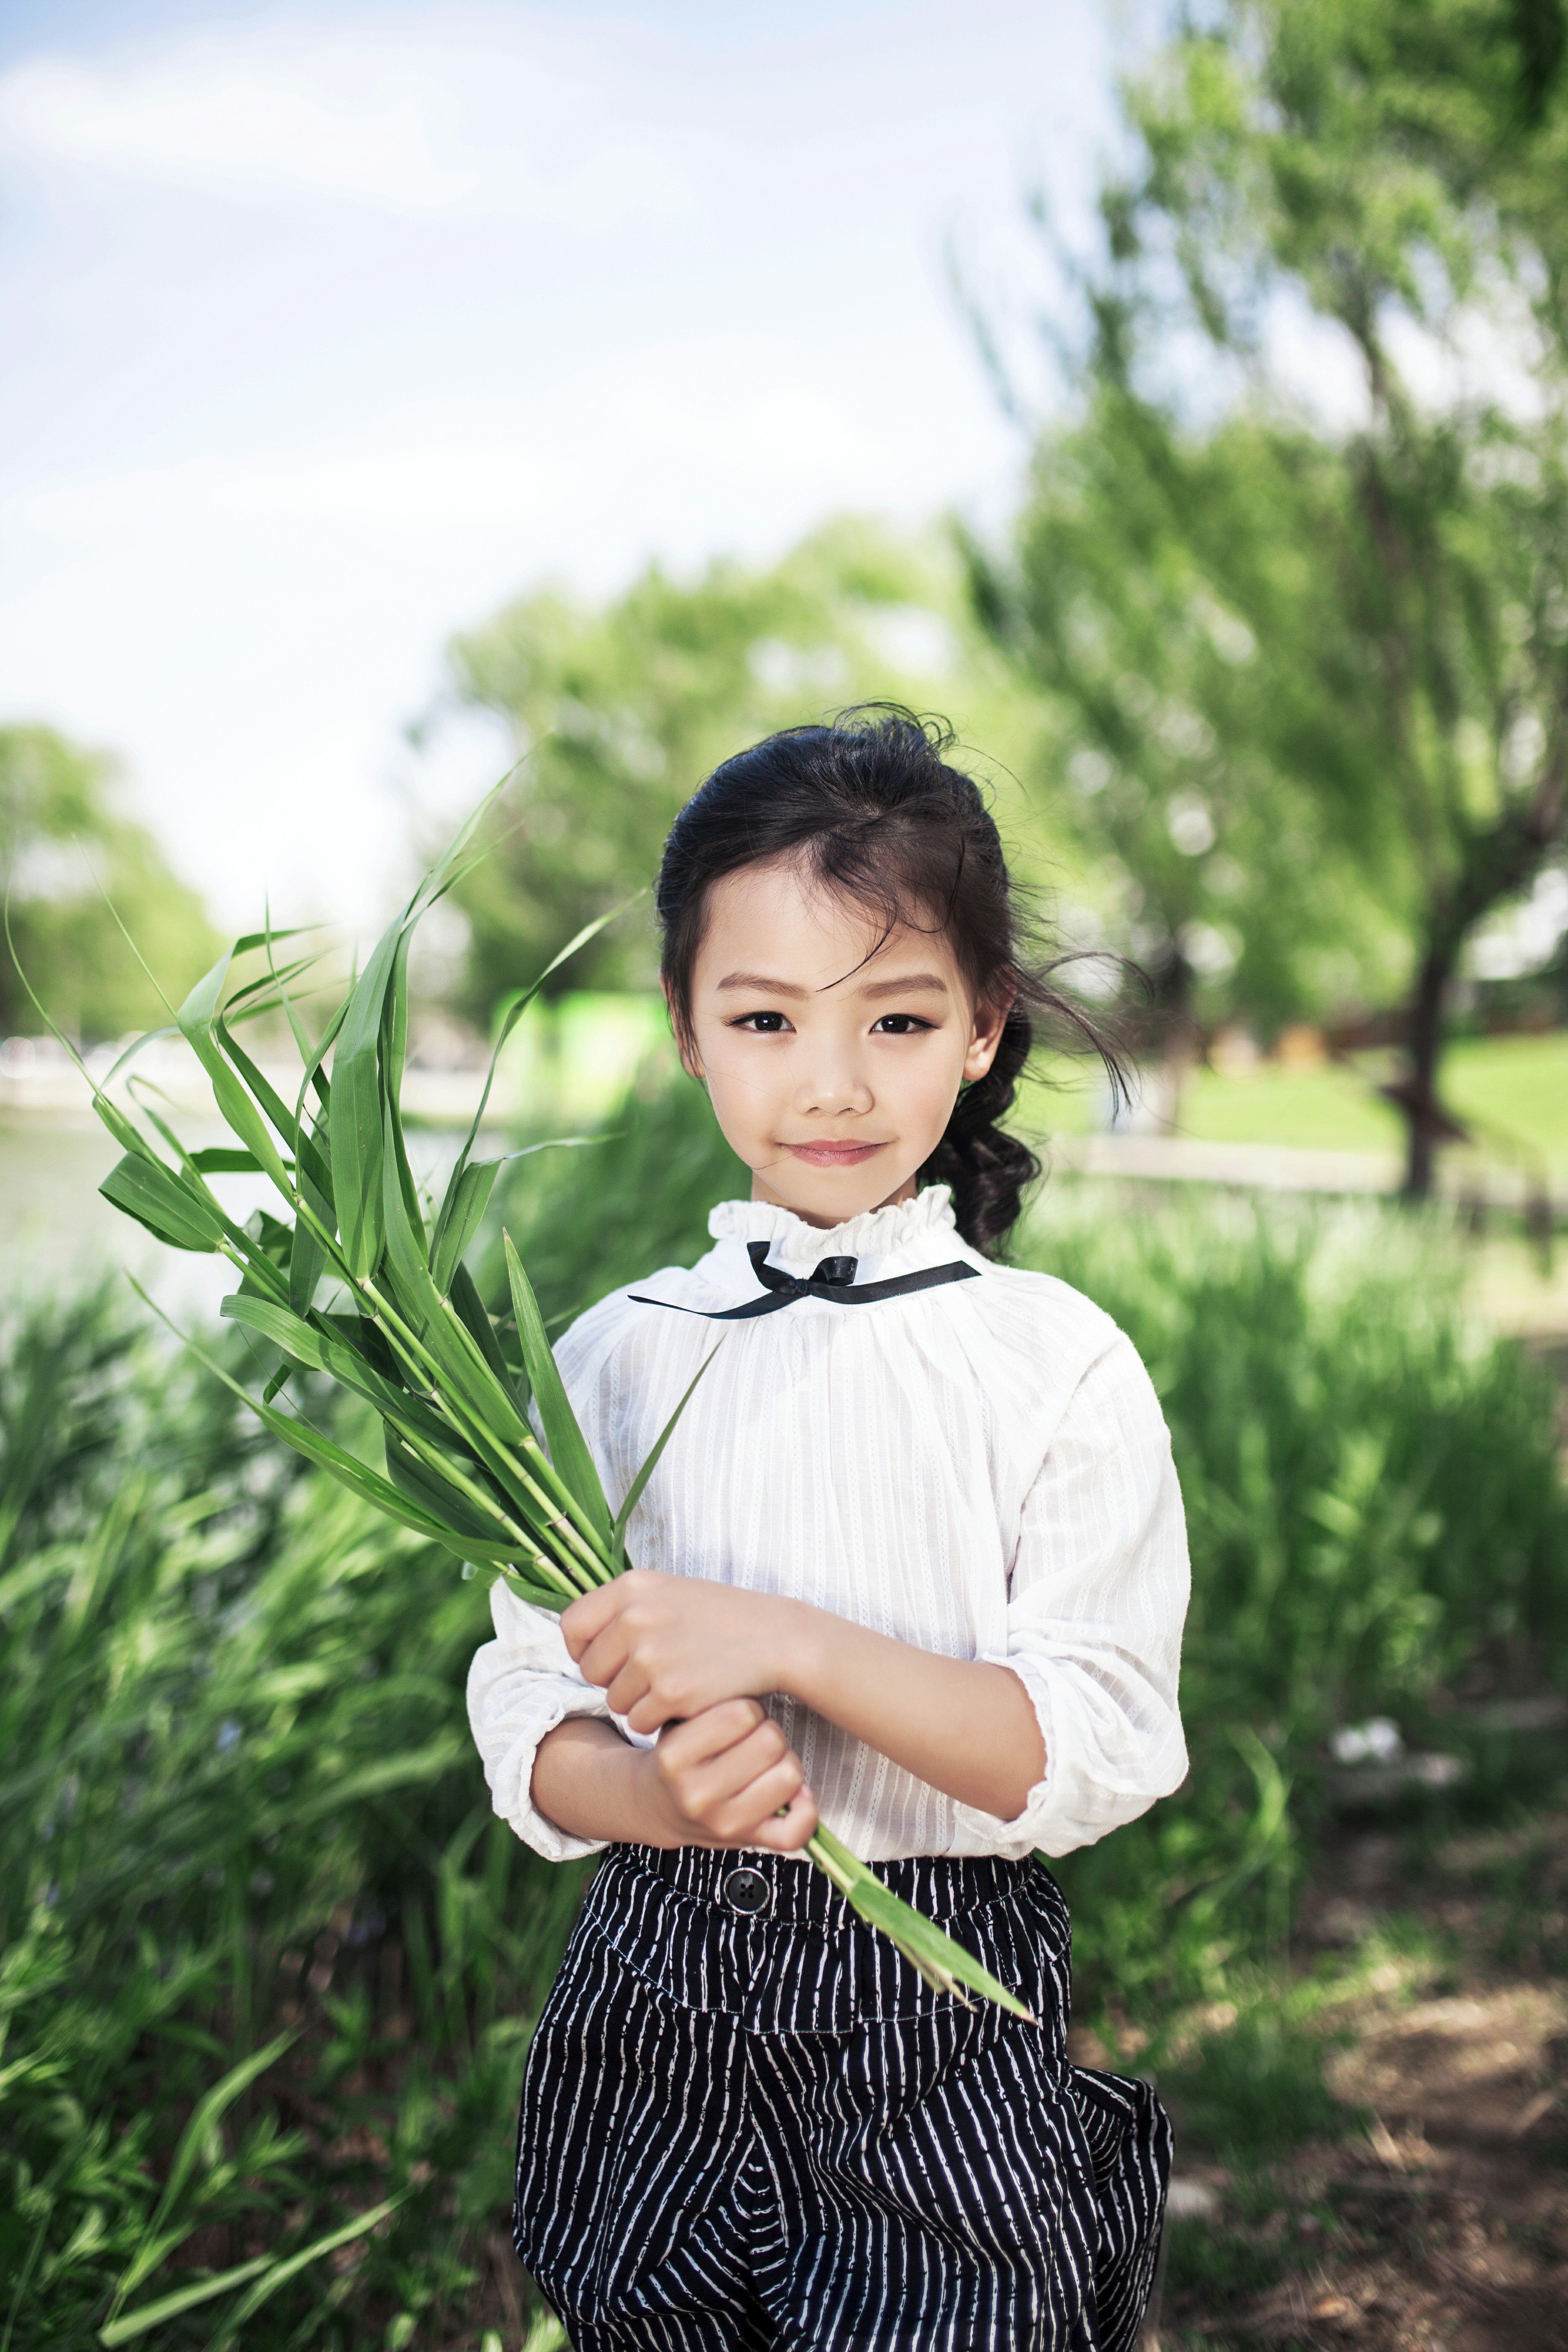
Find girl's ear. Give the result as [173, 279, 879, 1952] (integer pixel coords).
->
[962, 986, 1013, 1084]
[660, 976, 706, 1081]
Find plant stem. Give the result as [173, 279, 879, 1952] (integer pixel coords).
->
[804, 1828, 859, 1896]
[351, 1269, 614, 1575]
[277, 1177, 612, 1585]
[395, 1429, 574, 1582]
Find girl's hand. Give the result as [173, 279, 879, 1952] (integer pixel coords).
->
[634, 1697, 818, 1852]
[562, 1568, 795, 1732]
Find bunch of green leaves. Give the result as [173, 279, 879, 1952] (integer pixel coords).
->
[8, 782, 692, 1620]
[70, 803, 661, 1618]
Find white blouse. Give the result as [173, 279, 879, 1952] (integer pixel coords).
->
[467, 1185, 1189, 1865]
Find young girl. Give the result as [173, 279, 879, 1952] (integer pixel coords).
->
[467, 712, 1189, 2352]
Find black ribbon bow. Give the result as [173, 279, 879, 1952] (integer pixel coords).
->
[631, 1238, 981, 1322]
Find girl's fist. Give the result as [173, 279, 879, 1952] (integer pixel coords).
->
[563, 1568, 797, 1732]
[638, 1697, 817, 1852]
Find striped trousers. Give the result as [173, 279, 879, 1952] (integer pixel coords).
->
[514, 1845, 1170, 2351]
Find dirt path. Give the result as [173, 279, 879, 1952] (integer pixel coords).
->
[1148, 1811, 1568, 2349]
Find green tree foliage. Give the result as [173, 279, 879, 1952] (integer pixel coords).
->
[442, 518, 1063, 1012]
[998, 402, 1412, 1034]
[987, 0, 1568, 1189]
[0, 725, 219, 1042]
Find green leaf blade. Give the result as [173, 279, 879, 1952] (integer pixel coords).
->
[186, 1148, 268, 1175]
[503, 1230, 612, 1547]
[100, 1155, 227, 1253]
[219, 1294, 454, 1455]
[330, 921, 402, 1276]
[430, 1157, 499, 1295]
[198, 2195, 405, 2350]
[174, 947, 294, 1192]
[447, 1260, 516, 1392]
[436, 894, 639, 1224]
[806, 1827, 1035, 2022]
[610, 1342, 723, 1563]
[98, 2254, 274, 2344]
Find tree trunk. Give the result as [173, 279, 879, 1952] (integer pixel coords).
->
[1400, 941, 1452, 1200]
[1142, 936, 1194, 1134]
[1393, 738, 1568, 1199]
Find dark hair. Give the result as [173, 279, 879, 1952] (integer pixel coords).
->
[656, 707, 1124, 1256]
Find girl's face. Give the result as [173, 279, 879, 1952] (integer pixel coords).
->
[677, 855, 1008, 1229]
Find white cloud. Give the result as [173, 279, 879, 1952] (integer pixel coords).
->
[0, 338, 998, 927]
[8, 339, 957, 558]
[0, 0, 1124, 933]
[0, 20, 693, 228]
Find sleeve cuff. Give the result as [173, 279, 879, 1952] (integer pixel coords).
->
[949, 1652, 1187, 1859]
[466, 1579, 643, 1863]
[467, 1654, 617, 1862]
[946, 1656, 1060, 1855]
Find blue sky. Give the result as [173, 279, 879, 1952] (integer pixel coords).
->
[1, 1, 1136, 928]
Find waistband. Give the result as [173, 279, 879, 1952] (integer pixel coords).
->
[580, 1843, 1068, 2030]
[606, 1843, 1037, 1930]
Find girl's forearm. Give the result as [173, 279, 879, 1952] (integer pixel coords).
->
[531, 1705, 819, 1854]
[777, 1603, 1045, 1821]
[557, 1573, 1044, 1823]
[532, 1716, 663, 1844]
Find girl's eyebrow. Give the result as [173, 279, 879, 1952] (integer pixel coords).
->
[860, 973, 949, 1000]
[716, 971, 810, 996]
[714, 970, 951, 1000]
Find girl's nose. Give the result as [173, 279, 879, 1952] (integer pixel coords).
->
[794, 1052, 873, 1117]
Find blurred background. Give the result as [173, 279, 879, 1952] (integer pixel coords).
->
[4, 5, 1568, 2348]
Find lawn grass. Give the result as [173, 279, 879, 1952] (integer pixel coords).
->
[1439, 1030, 1568, 1168]
[1023, 1030, 1568, 1169]
[1179, 1032, 1568, 1168]
[1179, 1060, 1403, 1156]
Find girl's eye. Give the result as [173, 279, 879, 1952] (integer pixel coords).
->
[872, 1013, 935, 1035]
[732, 1010, 793, 1034]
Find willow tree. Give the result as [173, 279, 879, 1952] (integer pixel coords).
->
[987, 0, 1568, 1192]
[1, 725, 218, 1043]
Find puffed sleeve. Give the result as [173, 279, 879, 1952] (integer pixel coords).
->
[467, 1577, 650, 1864]
[951, 1330, 1190, 1858]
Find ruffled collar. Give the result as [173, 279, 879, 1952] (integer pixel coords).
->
[707, 1185, 963, 1281]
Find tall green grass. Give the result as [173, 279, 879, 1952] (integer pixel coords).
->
[0, 1292, 585, 2349]
[1, 1075, 1563, 2344]
[1028, 1186, 1568, 2017]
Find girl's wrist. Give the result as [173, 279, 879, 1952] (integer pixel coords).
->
[624, 1743, 688, 1847]
[769, 1594, 833, 1711]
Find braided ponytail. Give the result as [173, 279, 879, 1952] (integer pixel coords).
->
[918, 1006, 1040, 1254]
[657, 707, 1124, 1257]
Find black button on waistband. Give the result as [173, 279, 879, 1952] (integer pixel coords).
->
[721, 1865, 771, 1916]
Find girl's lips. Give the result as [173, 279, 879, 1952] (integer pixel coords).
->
[784, 1140, 885, 1167]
